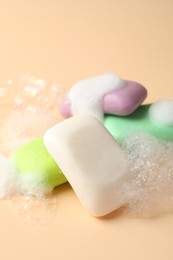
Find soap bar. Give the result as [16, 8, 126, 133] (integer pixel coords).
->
[60, 73, 147, 121]
[13, 137, 67, 188]
[103, 80, 147, 115]
[44, 115, 129, 217]
[104, 104, 173, 144]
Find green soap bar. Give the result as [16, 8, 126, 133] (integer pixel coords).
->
[104, 104, 173, 144]
[13, 137, 67, 188]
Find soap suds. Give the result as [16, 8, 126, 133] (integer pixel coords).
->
[1, 109, 59, 156]
[68, 73, 124, 121]
[122, 132, 173, 217]
[9, 194, 57, 225]
[0, 75, 63, 222]
[0, 155, 53, 199]
[149, 99, 173, 126]
[0, 154, 56, 224]
[1, 75, 173, 218]
[0, 156, 19, 198]
[0, 75, 65, 156]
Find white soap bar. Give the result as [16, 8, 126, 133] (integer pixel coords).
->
[44, 115, 129, 216]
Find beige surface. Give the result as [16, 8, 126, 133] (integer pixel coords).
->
[0, 1, 173, 259]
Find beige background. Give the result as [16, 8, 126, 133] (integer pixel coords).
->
[0, 0, 173, 259]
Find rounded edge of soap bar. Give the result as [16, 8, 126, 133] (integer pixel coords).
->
[103, 80, 147, 115]
[44, 115, 128, 217]
[104, 104, 173, 143]
[13, 137, 67, 189]
[60, 98, 72, 118]
[60, 77, 147, 118]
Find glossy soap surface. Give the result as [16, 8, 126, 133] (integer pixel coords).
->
[44, 115, 129, 216]
[104, 105, 173, 144]
[13, 137, 66, 188]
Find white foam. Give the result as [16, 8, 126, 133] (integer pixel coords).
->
[10, 193, 57, 225]
[122, 132, 173, 217]
[0, 155, 56, 224]
[19, 172, 53, 197]
[68, 73, 124, 121]
[0, 75, 62, 223]
[0, 75, 64, 156]
[0, 155, 56, 225]
[1, 109, 59, 155]
[0, 156, 19, 198]
[149, 99, 173, 126]
[0, 155, 53, 199]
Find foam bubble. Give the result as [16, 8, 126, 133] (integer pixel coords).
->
[10, 193, 57, 225]
[19, 172, 53, 197]
[149, 99, 173, 126]
[0, 75, 63, 222]
[68, 73, 124, 121]
[0, 155, 53, 199]
[0, 75, 65, 156]
[122, 132, 173, 217]
[0, 156, 19, 198]
[1, 109, 60, 155]
[0, 155, 56, 224]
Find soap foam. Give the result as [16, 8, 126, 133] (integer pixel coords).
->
[0, 75, 62, 222]
[1, 109, 59, 156]
[122, 132, 173, 217]
[69, 73, 124, 121]
[1, 75, 173, 218]
[0, 155, 53, 199]
[10, 193, 57, 225]
[0, 155, 56, 224]
[0, 75, 65, 156]
[0, 75, 64, 195]
[0, 156, 19, 198]
[149, 99, 173, 126]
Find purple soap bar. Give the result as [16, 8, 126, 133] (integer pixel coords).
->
[60, 74, 147, 120]
[60, 98, 71, 118]
[103, 80, 147, 115]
